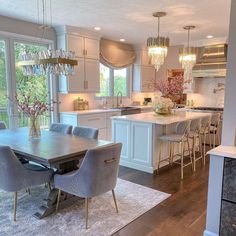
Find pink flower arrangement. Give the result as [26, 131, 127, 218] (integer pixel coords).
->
[15, 93, 53, 118]
[154, 76, 185, 95]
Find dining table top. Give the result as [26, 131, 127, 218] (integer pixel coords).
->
[0, 127, 112, 166]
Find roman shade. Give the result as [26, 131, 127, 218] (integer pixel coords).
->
[100, 38, 136, 69]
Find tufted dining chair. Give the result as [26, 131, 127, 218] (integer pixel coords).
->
[0, 121, 6, 129]
[54, 143, 122, 229]
[72, 125, 98, 139]
[49, 123, 72, 135]
[0, 145, 54, 221]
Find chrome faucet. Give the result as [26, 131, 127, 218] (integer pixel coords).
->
[116, 91, 123, 107]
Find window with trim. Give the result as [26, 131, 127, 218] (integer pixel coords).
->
[97, 63, 130, 97]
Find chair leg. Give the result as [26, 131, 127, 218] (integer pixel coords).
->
[85, 198, 89, 229]
[56, 189, 61, 214]
[13, 192, 17, 221]
[112, 189, 118, 213]
[181, 142, 184, 180]
[48, 182, 51, 192]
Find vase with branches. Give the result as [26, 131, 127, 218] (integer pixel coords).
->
[15, 92, 54, 139]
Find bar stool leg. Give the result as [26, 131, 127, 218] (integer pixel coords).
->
[203, 133, 206, 165]
[157, 140, 162, 172]
[181, 142, 184, 180]
[213, 132, 216, 148]
[193, 136, 196, 172]
[170, 142, 174, 165]
[187, 139, 193, 171]
[198, 134, 204, 165]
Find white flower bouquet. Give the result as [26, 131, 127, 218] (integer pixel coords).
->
[153, 96, 174, 115]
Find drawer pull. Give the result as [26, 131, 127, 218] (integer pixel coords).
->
[104, 158, 117, 164]
[232, 224, 236, 228]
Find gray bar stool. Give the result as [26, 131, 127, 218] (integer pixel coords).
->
[188, 118, 203, 171]
[158, 120, 192, 180]
[209, 113, 221, 148]
[199, 115, 211, 165]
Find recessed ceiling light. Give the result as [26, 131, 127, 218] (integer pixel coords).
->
[206, 35, 214, 39]
[94, 27, 101, 31]
[120, 38, 125, 42]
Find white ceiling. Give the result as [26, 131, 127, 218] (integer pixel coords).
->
[0, 0, 231, 47]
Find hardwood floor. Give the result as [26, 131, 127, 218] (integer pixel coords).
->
[114, 159, 209, 236]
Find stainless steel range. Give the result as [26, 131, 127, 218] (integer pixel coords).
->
[189, 107, 224, 112]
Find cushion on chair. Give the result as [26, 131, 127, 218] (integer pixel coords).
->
[49, 123, 72, 135]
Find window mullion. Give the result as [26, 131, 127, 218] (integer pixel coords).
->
[110, 68, 114, 97]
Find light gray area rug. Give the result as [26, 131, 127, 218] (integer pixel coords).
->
[0, 179, 170, 236]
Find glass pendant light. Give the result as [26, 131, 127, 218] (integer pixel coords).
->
[179, 26, 197, 81]
[147, 12, 170, 71]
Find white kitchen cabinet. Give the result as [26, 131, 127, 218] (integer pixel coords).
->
[56, 27, 100, 93]
[67, 35, 84, 58]
[133, 65, 156, 92]
[59, 110, 121, 140]
[84, 59, 100, 92]
[84, 38, 100, 60]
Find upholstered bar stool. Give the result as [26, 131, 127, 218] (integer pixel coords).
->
[158, 120, 192, 180]
[188, 118, 203, 172]
[199, 115, 211, 165]
[209, 113, 221, 148]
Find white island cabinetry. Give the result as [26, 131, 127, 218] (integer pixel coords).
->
[112, 111, 212, 173]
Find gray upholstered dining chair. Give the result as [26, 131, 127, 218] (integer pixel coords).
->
[49, 123, 72, 134]
[72, 125, 98, 139]
[0, 145, 54, 221]
[0, 121, 6, 129]
[54, 143, 122, 229]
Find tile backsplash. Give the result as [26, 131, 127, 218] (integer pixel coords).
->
[187, 77, 225, 107]
[59, 92, 155, 112]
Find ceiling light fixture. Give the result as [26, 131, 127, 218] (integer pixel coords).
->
[120, 38, 125, 42]
[94, 27, 101, 31]
[147, 12, 169, 71]
[17, 0, 77, 76]
[179, 25, 197, 81]
[206, 35, 214, 39]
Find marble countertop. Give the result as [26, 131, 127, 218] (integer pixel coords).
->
[60, 109, 121, 115]
[60, 105, 153, 115]
[111, 111, 212, 125]
[208, 145, 236, 159]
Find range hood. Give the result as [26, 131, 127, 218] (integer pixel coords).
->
[192, 44, 228, 78]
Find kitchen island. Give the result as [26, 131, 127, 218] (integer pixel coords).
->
[112, 111, 211, 173]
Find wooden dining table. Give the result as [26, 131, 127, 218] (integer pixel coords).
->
[0, 127, 112, 219]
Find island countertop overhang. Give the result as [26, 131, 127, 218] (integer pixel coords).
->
[111, 111, 212, 125]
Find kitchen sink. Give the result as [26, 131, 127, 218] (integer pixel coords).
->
[115, 106, 141, 115]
